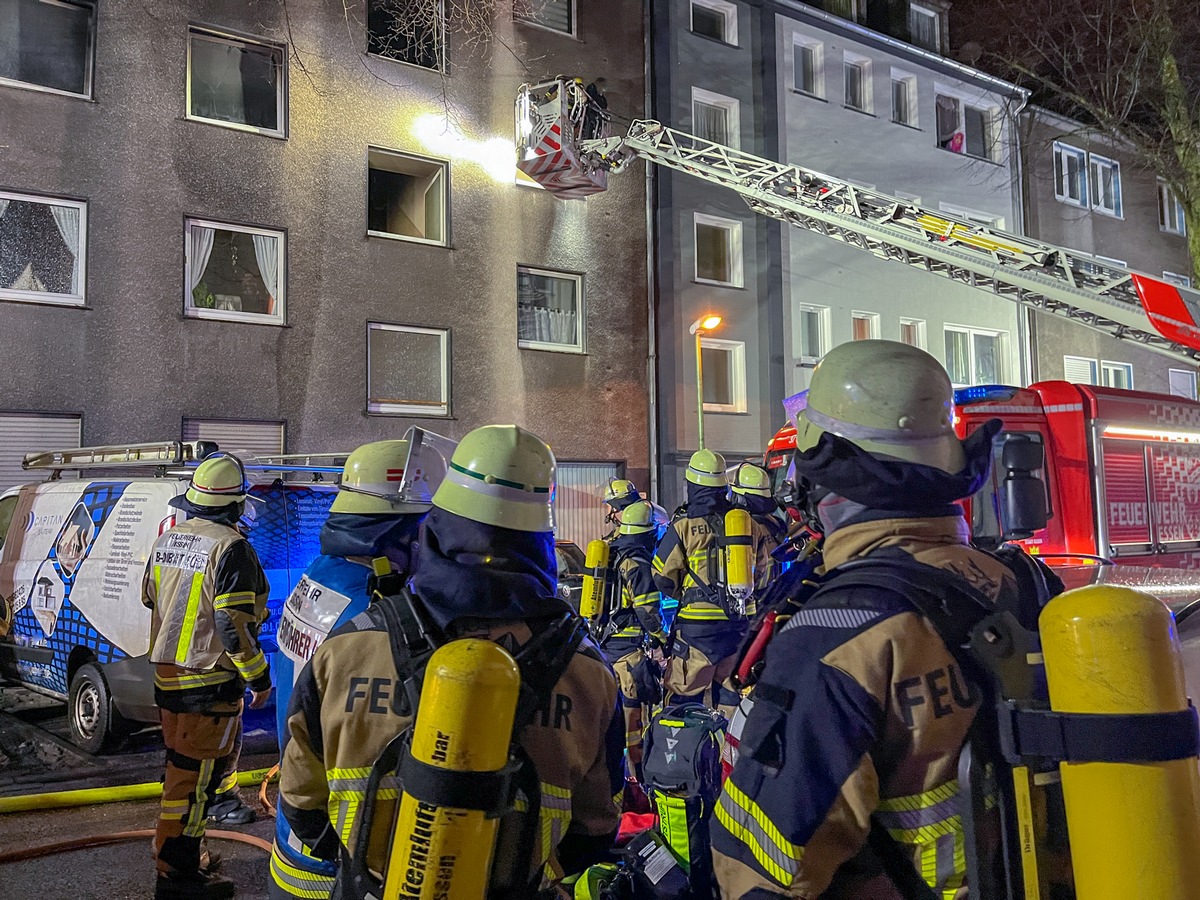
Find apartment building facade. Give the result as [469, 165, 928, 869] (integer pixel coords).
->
[652, 0, 1026, 508]
[0, 0, 650, 544]
[1021, 108, 1199, 399]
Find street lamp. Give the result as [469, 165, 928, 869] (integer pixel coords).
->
[689, 314, 724, 450]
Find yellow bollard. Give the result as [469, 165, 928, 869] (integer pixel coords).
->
[383, 639, 521, 900]
[1040, 585, 1200, 900]
[723, 508, 754, 614]
[580, 539, 610, 621]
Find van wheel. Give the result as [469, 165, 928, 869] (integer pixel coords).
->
[68, 663, 123, 754]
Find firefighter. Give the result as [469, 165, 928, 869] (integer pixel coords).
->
[711, 340, 1039, 899]
[277, 425, 624, 897]
[653, 449, 753, 718]
[267, 440, 435, 900]
[598, 499, 668, 780]
[730, 462, 788, 596]
[143, 453, 272, 900]
[602, 478, 642, 539]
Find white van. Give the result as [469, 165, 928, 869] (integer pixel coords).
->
[0, 441, 338, 752]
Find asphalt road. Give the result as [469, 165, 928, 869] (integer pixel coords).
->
[0, 683, 281, 898]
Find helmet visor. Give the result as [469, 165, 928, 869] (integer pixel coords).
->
[396, 427, 458, 506]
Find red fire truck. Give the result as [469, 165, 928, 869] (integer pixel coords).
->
[764, 382, 1200, 568]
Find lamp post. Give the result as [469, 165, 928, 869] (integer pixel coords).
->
[689, 314, 723, 450]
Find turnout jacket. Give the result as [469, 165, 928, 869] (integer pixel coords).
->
[654, 514, 769, 625]
[278, 604, 625, 892]
[605, 543, 667, 650]
[712, 515, 1019, 900]
[142, 517, 271, 708]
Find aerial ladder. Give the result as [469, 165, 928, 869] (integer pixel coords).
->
[515, 78, 1200, 366]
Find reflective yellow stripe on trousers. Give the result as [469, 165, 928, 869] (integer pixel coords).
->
[875, 780, 968, 899]
[270, 841, 337, 899]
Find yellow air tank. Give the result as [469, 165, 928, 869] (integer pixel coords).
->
[383, 639, 521, 900]
[1040, 585, 1200, 900]
[580, 539, 610, 621]
[724, 509, 754, 614]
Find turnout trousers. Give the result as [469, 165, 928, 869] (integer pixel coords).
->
[664, 619, 747, 720]
[156, 697, 243, 877]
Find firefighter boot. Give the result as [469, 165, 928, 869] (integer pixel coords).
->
[207, 790, 256, 825]
[154, 870, 236, 900]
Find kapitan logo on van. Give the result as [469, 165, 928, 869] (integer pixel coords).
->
[26, 511, 66, 533]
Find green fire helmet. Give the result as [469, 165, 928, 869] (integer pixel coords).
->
[794, 339, 965, 474]
[432, 425, 556, 533]
[183, 454, 248, 507]
[332, 440, 435, 515]
[730, 462, 772, 498]
[618, 501, 657, 535]
[603, 478, 639, 508]
[686, 449, 728, 487]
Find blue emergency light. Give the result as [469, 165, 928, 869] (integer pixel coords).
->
[954, 385, 1018, 405]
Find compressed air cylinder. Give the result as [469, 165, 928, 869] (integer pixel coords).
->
[1040, 586, 1200, 900]
[724, 509, 754, 614]
[383, 639, 520, 900]
[580, 539, 611, 621]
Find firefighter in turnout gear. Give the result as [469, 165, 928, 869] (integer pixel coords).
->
[730, 462, 788, 599]
[598, 500, 668, 779]
[277, 425, 625, 898]
[654, 449, 757, 718]
[712, 340, 1048, 899]
[143, 453, 271, 900]
[268, 437, 446, 900]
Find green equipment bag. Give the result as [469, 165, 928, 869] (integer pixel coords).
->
[641, 703, 727, 896]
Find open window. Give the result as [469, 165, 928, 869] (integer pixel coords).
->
[368, 149, 448, 246]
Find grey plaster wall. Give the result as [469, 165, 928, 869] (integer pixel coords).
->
[0, 0, 650, 483]
[1022, 113, 1198, 393]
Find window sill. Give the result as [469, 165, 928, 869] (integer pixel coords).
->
[185, 308, 287, 327]
[365, 51, 446, 77]
[687, 31, 740, 50]
[518, 341, 587, 355]
[938, 146, 1003, 167]
[514, 17, 581, 40]
[367, 406, 452, 419]
[791, 89, 827, 103]
[185, 113, 287, 141]
[0, 293, 87, 309]
[702, 408, 751, 415]
[367, 230, 449, 249]
[1160, 227, 1188, 238]
[0, 77, 94, 102]
[1054, 194, 1088, 209]
[1091, 207, 1125, 221]
[843, 105, 875, 117]
[693, 278, 746, 290]
[890, 120, 922, 132]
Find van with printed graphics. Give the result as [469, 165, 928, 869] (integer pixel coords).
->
[0, 441, 338, 752]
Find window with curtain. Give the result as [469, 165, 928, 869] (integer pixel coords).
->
[825, 0, 860, 21]
[367, 0, 445, 71]
[517, 267, 583, 352]
[516, 0, 573, 34]
[0, 0, 95, 97]
[1088, 154, 1122, 217]
[946, 327, 1005, 386]
[1159, 181, 1188, 235]
[0, 191, 86, 306]
[188, 29, 284, 135]
[692, 91, 737, 146]
[900, 318, 925, 348]
[1054, 143, 1088, 206]
[185, 218, 285, 324]
[935, 94, 961, 151]
[908, 4, 940, 51]
[851, 312, 879, 340]
[367, 323, 450, 416]
[844, 60, 868, 111]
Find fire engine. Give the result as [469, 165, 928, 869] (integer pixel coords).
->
[766, 382, 1200, 568]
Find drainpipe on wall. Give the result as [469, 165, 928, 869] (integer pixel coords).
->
[1011, 89, 1035, 386]
[643, 0, 660, 503]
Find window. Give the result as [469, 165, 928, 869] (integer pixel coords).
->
[692, 88, 739, 148]
[694, 213, 743, 287]
[0, 0, 95, 98]
[908, 3, 941, 52]
[1053, 143, 1088, 207]
[794, 38, 823, 97]
[181, 418, 284, 457]
[900, 317, 926, 348]
[367, 149, 448, 246]
[891, 72, 917, 126]
[1088, 154, 1123, 217]
[1169, 368, 1198, 401]
[516, 0, 574, 35]
[825, 0, 863, 22]
[367, 323, 451, 416]
[1164, 271, 1192, 289]
[187, 29, 285, 137]
[367, 0, 444, 72]
[517, 266, 584, 353]
[1160, 181, 1187, 235]
[936, 93, 997, 161]
[1063, 355, 1099, 385]
[1101, 360, 1134, 390]
[700, 338, 747, 413]
[945, 326, 1005, 386]
[851, 311, 880, 340]
[0, 412, 81, 492]
[0, 192, 86, 307]
[690, 0, 737, 45]
[844, 55, 871, 113]
[185, 219, 285, 325]
[797, 304, 829, 363]
[939, 202, 1004, 229]
[895, 190, 923, 206]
